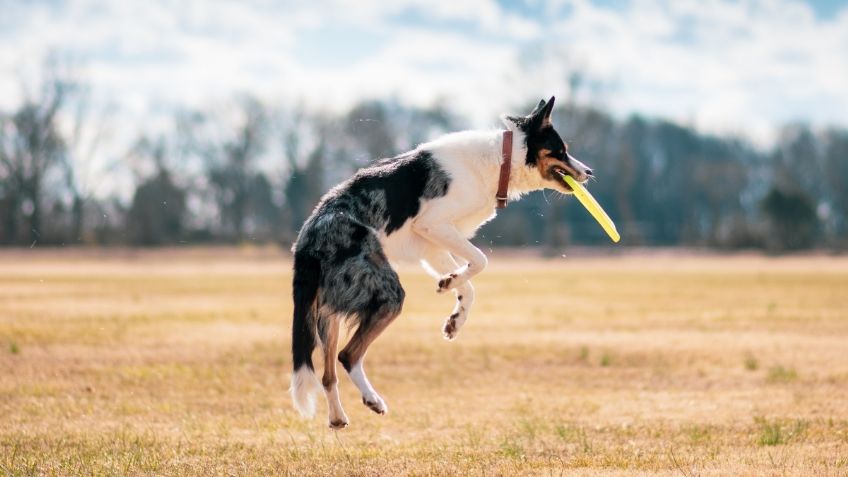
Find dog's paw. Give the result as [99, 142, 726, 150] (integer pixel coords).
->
[328, 418, 349, 430]
[362, 393, 387, 415]
[437, 273, 459, 293]
[442, 307, 469, 340]
[442, 314, 459, 340]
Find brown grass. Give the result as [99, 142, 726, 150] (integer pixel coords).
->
[1, 249, 848, 476]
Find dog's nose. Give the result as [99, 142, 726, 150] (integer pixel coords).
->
[584, 168, 594, 177]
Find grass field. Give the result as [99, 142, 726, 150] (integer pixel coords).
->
[1, 248, 847, 476]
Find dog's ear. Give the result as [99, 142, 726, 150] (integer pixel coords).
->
[530, 99, 546, 114]
[500, 113, 527, 131]
[541, 96, 555, 127]
[530, 96, 555, 129]
[501, 96, 556, 131]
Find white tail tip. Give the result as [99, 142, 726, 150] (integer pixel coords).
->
[290, 366, 321, 418]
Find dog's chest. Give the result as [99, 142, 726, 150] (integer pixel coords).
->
[377, 203, 496, 262]
[456, 206, 497, 238]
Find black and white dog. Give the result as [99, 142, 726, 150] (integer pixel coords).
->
[290, 97, 592, 428]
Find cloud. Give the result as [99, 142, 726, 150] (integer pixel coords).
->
[1, 0, 847, 151]
[549, 0, 848, 143]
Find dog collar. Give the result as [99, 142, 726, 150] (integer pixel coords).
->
[496, 130, 513, 209]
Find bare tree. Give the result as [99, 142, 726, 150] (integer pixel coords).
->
[275, 106, 323, 242]
[0, 69, 70, 245]
[185, 96, 271, 241]
[125, 137, 187, 245]
[819, 129, 848, 249]
[60, 83, 114, 244]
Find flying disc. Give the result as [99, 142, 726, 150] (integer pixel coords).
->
[561, 174, 620, 243]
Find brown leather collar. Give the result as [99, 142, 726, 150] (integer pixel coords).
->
[496, 130, 513, 209]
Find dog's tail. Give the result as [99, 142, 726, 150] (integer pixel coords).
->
[289, 251, 322, 418]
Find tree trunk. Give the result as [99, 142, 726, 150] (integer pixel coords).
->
[2, 197, 18, 245]
[71, 196, 83, 243]
[28, 193, 41, 244]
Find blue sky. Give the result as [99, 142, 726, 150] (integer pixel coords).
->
[2, 0, 848, 150]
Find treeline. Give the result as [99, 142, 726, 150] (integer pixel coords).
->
[494, 106, 848, 253]
[1, 73, 846, 252]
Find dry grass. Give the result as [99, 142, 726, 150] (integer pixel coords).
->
[1, 249, 848, 476]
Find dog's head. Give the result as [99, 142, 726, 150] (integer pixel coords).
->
[502, 96, 593, 192]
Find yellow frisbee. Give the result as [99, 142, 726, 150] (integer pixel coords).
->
[561, 174, 620, 243]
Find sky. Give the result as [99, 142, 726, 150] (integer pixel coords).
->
[2, 0, 848, 149]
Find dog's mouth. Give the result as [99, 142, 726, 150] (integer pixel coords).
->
[551, 166, 574, 191]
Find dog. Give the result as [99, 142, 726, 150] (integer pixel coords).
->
[289, 96, 592, 428]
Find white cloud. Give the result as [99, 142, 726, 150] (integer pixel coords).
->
[1, 0, 847, 155]
[549, 0, 848, 144]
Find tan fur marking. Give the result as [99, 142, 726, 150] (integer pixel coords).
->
[322, 317, 340, 389]
[536, 149, 577, 180]
[338, 310, 400, 370]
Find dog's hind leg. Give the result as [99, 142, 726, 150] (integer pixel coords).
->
[318, 312, 348, 429]
[322, 221, 404, 417]
[422, 249, 474, 340]
[338, 304, 401, 415]
[336, 261, 404, 416]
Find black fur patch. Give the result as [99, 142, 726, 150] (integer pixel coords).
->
[338, 350, 353, 372]
[300, 150, 450, 240]
[345, 151, 450, 234]
[524, 126, 566, 166]
[291, 251, 321, 371]
[506, 98, 567, 166]
[331, 222, 369, 265]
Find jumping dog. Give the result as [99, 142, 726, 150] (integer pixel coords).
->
[290, 97, 592, 428]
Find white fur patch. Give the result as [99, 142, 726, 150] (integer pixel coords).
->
[348, 362, 376, 398]
[348, 361, 382, 402]
[346, 362, 386, 414]
[290, 366, 321, 418]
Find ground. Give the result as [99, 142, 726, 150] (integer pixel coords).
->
[1, 248, 847, 476]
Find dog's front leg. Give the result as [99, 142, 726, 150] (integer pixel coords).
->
[422, 249, 475, 340]
[412, 221, 487, 293]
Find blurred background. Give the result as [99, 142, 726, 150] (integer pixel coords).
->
[1, 0, 846, 253]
